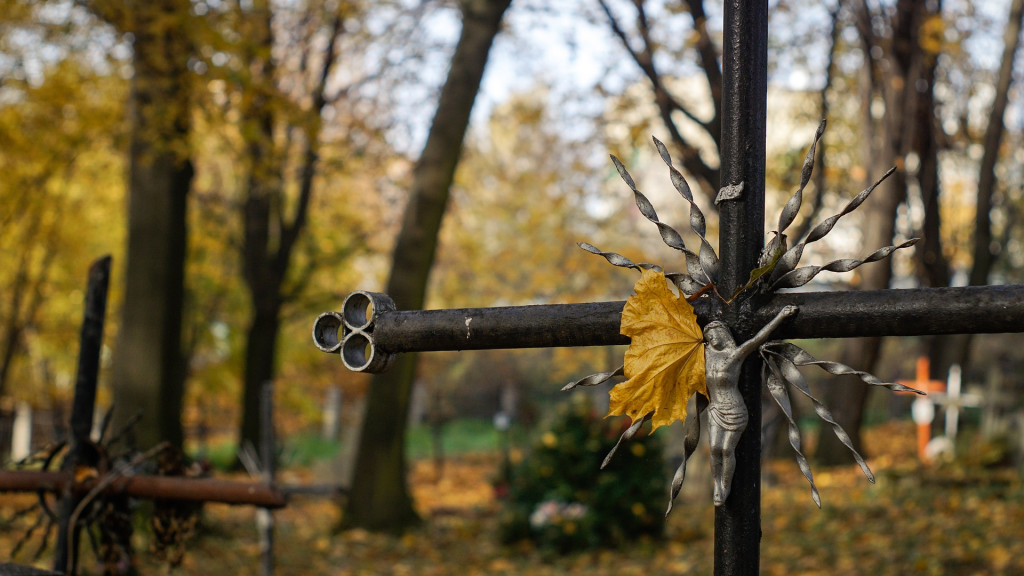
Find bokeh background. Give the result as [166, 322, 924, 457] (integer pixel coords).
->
[3, 0, 1024, 574]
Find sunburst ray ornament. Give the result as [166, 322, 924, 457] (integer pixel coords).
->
[568, 121, 924, 513]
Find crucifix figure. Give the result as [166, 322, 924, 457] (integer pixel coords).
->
[312, 3, 1024, 575]
[705, 305, 796, 506]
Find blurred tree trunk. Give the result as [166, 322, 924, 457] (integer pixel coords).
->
[915, 44, 949, 294]
[0, 212, 55, 397]
[108, 0, 195, 450]
[816, 0, 928, 465]
[237, 3, 343, 454]
[916, 20, 953, 378]
[343, 0, 512, 532]
[928, 0, 1024, 379]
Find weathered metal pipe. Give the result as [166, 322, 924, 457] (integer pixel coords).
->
[314, 285, 1024, 363]
[715, 0, 770, 570]
[0, 471, 287, 509]
[374, 300, 640, 351]
[757, 285, 1024, 340]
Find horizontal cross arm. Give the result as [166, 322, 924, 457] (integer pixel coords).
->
[374, 300, 633, 352]
[356, 285, 1024, 354]
[0, 470, 287, 508]
[760, 284, 1024, 340]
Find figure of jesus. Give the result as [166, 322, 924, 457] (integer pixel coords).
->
[704, 305, 798, 506]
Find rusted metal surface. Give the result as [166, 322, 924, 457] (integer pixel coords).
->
[0, 471, 287, 509]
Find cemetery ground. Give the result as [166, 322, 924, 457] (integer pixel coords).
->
[3, 422, 1024, 575]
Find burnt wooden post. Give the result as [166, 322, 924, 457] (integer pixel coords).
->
[313, 3, 1024, 574]
[54, 256, 111, 575]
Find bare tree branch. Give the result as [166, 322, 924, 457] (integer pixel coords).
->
[597, 0, 720, 199]
[279, 12, 344, 264]
[681, 0, 722, 143]
[969, 0, 1024, 286]
[790, 2, 842, 243]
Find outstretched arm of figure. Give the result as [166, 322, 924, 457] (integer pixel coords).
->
[733, 305, 797, 360]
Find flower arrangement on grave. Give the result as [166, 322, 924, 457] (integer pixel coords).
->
[498, 397, 665, 553]
[567, 121, 924, 511]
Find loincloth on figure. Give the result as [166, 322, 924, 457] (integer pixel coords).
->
[708, 402, 749, 432]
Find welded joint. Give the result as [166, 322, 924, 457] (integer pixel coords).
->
[715, 181, 744, 205]
[312, 291, 396, 373]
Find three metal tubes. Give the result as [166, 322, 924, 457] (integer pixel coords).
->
[312, 291, 396, 373]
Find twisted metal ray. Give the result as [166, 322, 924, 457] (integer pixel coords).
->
[776, 119, 827, 238]
[768, 166, 898, 287]
[651, 137, 720, 284]
[603, 153, 714, 287]
[761, 362, 819, 507]
[760, 347, 875, 484]
[762, 341, 924, 394]
[561, 365, 624, 391]
[666, 272, 706, 296]
[576, 242, 662, 273]
[665, 393, 708, 516]
[769, 239, 920, 291]
[579, 143, 724, 297]
[601, 412, 652, 470]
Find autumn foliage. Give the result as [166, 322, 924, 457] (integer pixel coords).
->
[609, 269, 706, 431]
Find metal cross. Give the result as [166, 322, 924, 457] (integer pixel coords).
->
[0, 257, 286, 576]
[313, 3, 1024, 575]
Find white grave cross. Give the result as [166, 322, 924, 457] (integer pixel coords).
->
[932, 364, 983, 441]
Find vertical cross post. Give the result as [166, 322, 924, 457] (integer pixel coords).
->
[54, 255, 111, 575]
[716, 2, 768, 574]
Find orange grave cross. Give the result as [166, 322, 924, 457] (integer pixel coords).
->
[897, 356, 945, 460]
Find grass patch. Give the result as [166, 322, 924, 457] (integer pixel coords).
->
[406, 418, 526, 460]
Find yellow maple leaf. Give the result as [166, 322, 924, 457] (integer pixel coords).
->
[607, 268, 707, 431]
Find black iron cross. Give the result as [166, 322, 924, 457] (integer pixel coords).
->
[312, 3, 1024, 575]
